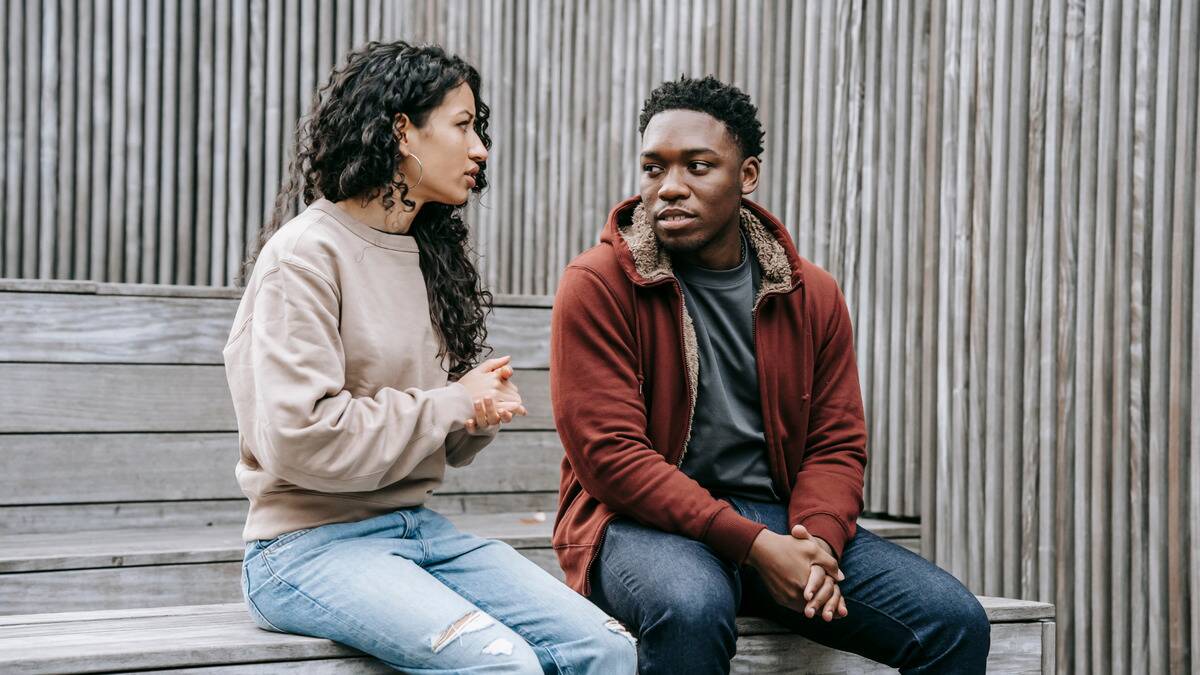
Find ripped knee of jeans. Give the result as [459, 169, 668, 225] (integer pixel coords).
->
[605, 618, 638, 646]
[430, 610, 497, 654]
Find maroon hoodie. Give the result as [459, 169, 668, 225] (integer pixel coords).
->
[550, 196, 868, 595]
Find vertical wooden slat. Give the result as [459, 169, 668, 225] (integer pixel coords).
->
[55, 0, 76, 279]
[1190, 56, 1200, 672]
[854, 0, 875, 508]
[1165, 2, 1197, 671]
[122, 0, 143, 283]
[89, 0, 111, 281]
[193, 0, 215, 285]
[1108, 1, 1138, 668]
[1021, 0, 1049, 605]
[21, 0, 39, 278]
[225, 0, 249, 286]
[72, 0, 94, 279]
[2, 0, 19, 279]
[157, 0, 177, 283]
[919, 0, 945, 558]
[1086, 1, 1122, 670]
[141, 0, 163, 283]
[950, 0, 977, 581]
[902, 0, 929, 518]
[967, 0, 991, 592]
[1148, 1, 1179, 672]
[174, 0, 197, 284]
[0, 0, 6, 278]
[1001, 0, 1031, 602]
[38, 0, 60, 279]
[106, 0, 127, 282]
[245, 0, 267, 270]
[885, 0, 910, 517]
[209, 0, 231, 286]
[1129, 1, 1156, 669]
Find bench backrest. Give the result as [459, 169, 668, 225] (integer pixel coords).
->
[0, 280, 558, 535]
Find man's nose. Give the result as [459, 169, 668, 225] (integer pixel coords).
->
[658, 168, 689, 200]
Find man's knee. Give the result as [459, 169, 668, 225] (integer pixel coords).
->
[649, 579, 738, 639]
[925, 588, 991, 669]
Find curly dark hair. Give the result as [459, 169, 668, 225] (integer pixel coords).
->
[638, 75, 765, 158]
[245, 41, 493, 379]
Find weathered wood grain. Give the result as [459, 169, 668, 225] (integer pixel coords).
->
[0, 364, 551, 432]
[0, 430, 564, 504]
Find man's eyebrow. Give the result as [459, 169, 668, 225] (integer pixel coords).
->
[640, 147, 720, 158]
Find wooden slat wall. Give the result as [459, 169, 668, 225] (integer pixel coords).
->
[0, 2, 1195, 672]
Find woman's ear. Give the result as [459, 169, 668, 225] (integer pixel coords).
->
[394, 113, 412, 155]
[741, 155, 761, 195]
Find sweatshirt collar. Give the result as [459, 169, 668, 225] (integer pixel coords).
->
[311, 199, 421, 253]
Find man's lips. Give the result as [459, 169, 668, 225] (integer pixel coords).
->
[655, 209, 698, 228]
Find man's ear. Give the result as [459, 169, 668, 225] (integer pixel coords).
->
[741, 155, 761, 195]
[394, 113, 412, 155]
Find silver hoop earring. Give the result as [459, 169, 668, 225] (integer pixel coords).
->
[407, 153, 424, 189]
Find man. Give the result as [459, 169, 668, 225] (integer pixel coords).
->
[550, 76, 989, 674]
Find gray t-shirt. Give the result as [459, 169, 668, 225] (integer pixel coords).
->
[676, 233, 780, 502]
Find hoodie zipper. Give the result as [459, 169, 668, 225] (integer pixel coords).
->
[752, 285, 800, 496]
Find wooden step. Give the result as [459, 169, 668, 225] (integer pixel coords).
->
[0, 598, 1054, 675]
[0, 515, 919, 615]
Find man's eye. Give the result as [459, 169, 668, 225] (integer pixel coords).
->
[689, 162, 710, 171]
[643, 165, 661, 174]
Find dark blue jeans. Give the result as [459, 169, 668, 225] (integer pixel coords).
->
[590, 497, 989, 674]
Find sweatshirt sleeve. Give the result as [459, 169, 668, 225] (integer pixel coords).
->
[241, 259, 476, 493]
[787, 281, 868, 558]
[551, 266, 766, 565]
[443, 424, 500, 468]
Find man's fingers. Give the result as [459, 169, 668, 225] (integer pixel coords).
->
[803, 564, 825, 603]
[838, 595, 848, 617]
[791, 524, 811, 540]
[822, 585, 842, 622]
[807, 578, 836, 619]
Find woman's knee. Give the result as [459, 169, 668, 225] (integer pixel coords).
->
[586, 618, 639, 673]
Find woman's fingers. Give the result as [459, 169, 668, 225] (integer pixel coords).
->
[478, 355, 512, 372]
[483, 397, 501, 425]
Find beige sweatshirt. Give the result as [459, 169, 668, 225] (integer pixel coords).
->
[224, 199, 496, 542]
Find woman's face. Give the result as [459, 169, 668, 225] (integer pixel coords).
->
[400, 83, 488, 207]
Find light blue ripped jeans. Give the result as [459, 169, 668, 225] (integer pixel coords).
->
[242, 507, 637, 673]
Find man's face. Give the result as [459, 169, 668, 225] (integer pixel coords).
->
[639, 109, 759, 257]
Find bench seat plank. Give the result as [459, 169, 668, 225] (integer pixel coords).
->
[0, 600, 1052, 675]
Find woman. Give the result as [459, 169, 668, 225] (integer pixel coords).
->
[224, 41, 636, 673]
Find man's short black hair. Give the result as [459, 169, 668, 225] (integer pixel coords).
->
[638, 76, 765, 159]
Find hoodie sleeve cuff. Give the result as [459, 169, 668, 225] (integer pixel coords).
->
[702, 505, 768, 565]
[795, 512, 853, 559]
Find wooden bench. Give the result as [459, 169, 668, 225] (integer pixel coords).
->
[0, 279, 1053, 673]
